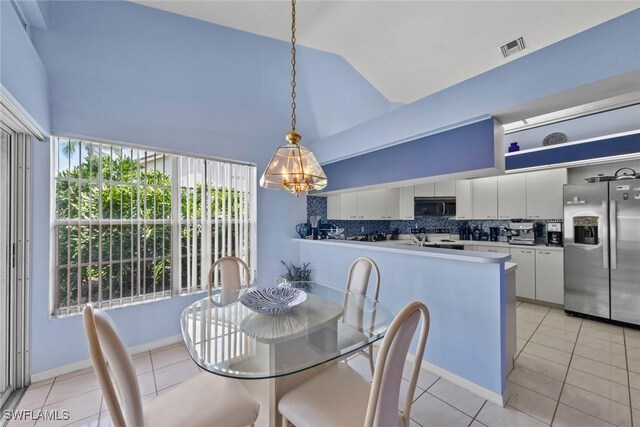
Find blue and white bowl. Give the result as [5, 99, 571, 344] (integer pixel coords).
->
[240, 287, 307, 315]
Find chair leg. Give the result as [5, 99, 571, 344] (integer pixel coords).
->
[367, 347, 375, 376]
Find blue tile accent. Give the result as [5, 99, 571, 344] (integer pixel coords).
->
[308, 195, 549, 238]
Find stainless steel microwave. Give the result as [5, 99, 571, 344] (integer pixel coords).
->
[414, 197, 456, 217]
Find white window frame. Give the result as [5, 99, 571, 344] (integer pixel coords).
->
[50, 135, 257, 317]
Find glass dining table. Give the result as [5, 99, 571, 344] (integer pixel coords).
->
[180, 281, 395, 427]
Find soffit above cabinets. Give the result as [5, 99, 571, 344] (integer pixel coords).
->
[134, 1, 638, 104]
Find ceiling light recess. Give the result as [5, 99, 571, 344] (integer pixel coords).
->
[500, 36, 526, 58]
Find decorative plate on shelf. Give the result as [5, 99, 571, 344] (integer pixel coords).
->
[543, 132, 568, 146]
[240, 287, 307, 315]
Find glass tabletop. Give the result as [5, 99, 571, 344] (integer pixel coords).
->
[180, 281, 395, 380]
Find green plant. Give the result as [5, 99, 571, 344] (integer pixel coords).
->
[280, 261, 312, 282]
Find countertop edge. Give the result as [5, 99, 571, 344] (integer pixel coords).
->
[295, 239, 511, 265]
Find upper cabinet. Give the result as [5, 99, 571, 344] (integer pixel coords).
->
[414, 181, 455, 197]
[339, 193, 358, 219]
[327, 195, 341, 220]
[455, 180, 473, 220]
[471, 177, 498, 220]
[498, 174, 527, 219]
[399, 186, 414, 220]
[327, 189, 399, 220]
[525, 169, 567, 220]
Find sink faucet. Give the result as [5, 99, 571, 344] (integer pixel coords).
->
[411, 233, 429, 247]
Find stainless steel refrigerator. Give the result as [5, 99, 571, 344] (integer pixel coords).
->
[564, 179, 640, 325]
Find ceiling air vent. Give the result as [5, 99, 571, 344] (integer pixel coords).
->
[500, 37, 526, 58]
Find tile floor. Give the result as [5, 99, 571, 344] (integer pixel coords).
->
[7, 301, 640, 426]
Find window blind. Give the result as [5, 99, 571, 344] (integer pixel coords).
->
[52, 137, 256, 316]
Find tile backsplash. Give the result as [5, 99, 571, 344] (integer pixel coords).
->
[307, 196, 552, 238]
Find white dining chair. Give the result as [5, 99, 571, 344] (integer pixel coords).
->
[207, 256, 251, 297]
[344, 256, 380, 374]
[82, 305, 259, 427]
[278, 300, 430, 427]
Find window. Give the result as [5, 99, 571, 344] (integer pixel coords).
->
[52, 137, 257, 316]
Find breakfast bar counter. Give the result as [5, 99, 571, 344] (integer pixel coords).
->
[296, 238, 516, 406]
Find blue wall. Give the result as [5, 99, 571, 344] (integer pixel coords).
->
[319, 117, 497, 192]
[309, 8, 640, 165]
[0, 0, 50, 132]
[26, 0, 395, 375]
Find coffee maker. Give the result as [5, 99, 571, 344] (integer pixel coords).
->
[546, 222, 563, 247]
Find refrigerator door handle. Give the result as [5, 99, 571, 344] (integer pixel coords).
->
[610, 200, 617, 270]
[602, 200, 609, 269]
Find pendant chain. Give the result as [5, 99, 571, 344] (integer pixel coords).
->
[290, 0, 297, 131]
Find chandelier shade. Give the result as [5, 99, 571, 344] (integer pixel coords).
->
[259, 0, 327, 196]
[260, 132, 327, 195]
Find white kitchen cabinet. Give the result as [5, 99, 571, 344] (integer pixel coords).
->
[435, 181, 456, 197]
[455, 180, 473, 220]
[476, 244, 510, 254]
[384, 188, 400, 219]
[526, 169, 567, 220]
[414, 183, 435, 197]
[498, 174, 527, 220]
[399, 186, 414, 220]
[327, 195, 341, 220]
[535, 249, 564, 304]
[340, 193, 358, 220]
[472, 177, 498, 220]
[464, 244, 477, 252]
[510, 248, 536, 299]
[357, 190, 385, 219]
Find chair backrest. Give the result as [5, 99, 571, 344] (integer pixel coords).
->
[83, 305, 143, 427]
[207, 256, 250, 296]
[345, 257, 380, 301]
[364, 301, 430, 427]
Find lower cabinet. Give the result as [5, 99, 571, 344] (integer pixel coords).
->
[475, 244, 509, 254]
[535, 250, 564, 305]
[510, 248, 536, 299]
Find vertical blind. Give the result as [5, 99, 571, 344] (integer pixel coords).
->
[52, 137, 257, 316]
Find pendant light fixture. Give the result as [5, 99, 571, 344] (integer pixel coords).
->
[260, 0, 327, 196]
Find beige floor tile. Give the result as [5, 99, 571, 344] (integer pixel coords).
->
[153, 359, 199, 391]
[572, 344, 627, 369]
[400, 378, 425, 409]
[552, 403, 616, 427]
[136, 371, 157, 397]
[631, 388, 640, 409]
[508, 366, 563, 400]
[535, 325, 578, 343]
[579, 327, 625, 345]
[149, 344, 190, 370]
[149, 341, 184, 353]
[570, 355, 628, 386]
[560, 384, 631, 427]
[633, 408, 640, 427]
[410, 393, 472, 427]
[517, 338, 528, 354]
[577, 334, 626, 354]
[28, 378, 55, 390]
[518, 303, 551, 315]
[476, 401, 548, 427]
[522, 342, 571, 366]
[345, 354, 373, 382]
[626, 336, 640, 349]
[5, 418, 36, 427]
[565, 368, 630, 405]
[131, 352, 153, 375]
[427, 379, 485, 417]
[515, 352, 568, 381]
[65, 413, 101, 427]
[518, 328, 534, 341]
[37, 389, 102, 427]
[629, 371, 640, 390]
[469, 421, 487, 427]
[517, 311, 546, 324]
[45, 371, 101, 406]
[506, 382, 557, 425]
[518, 318, 542, 332]
[625, 346, 640, 361]
[627, 357, 640, 374]
[402, 361, 439, 391]
[16, 384, 52, 410]
[542, 316, 581, 333]
[55, 367, 94, 382]
[530, 333, 576, 353]
[98, 411, 112, 427]
[409, 419, 421, 427]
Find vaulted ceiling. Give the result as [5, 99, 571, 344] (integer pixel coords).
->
[136, 1, 638, 104]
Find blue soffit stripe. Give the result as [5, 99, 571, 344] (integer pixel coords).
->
[506, 131, 640, 170]
[319, 117, 497, 192]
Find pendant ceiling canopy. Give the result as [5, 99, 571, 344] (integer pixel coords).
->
[259, 0, 327, 196]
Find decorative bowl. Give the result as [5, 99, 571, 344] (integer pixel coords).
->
[240, 287, 307, 315]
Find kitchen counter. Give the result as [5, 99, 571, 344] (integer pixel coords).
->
[297, 237, 516, 406]
[295, 238, 510, 264]
[381, 238, 564, 252]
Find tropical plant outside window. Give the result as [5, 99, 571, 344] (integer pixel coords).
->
[52, 138, 256, 316]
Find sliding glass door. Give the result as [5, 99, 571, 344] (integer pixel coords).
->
[0, 129, 11, 408]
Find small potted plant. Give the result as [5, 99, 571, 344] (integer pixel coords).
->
[278, 261, 312, 290]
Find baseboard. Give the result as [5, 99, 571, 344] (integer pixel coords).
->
[406, 354, 509, 407]
[30, 334, 184, 383]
